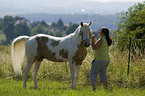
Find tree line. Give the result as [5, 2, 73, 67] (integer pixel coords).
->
[0, 16, 86, 44]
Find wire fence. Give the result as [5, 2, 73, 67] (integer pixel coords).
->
[111, 37, 145, 75]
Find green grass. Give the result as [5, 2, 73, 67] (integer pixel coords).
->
[0, 78, 144, 96]
[0, 45, 145, 95]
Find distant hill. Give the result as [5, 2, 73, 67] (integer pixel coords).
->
[17, 14, 119, 31]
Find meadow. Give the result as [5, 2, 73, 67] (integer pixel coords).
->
[0, 43, 145, 95]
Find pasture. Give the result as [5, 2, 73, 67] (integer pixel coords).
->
[0, 44, 145, 95]
[0, 78, 144, 96]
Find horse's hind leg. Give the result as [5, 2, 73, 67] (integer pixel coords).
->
[31, 61, 41, 88]
[23, 60, 33, 88]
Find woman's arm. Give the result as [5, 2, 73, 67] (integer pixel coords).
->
[91, 36, 103, 50]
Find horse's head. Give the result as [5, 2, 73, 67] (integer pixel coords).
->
[80, 22, 92, 47]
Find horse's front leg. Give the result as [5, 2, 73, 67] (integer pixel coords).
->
[69, 61, 81, 89]
[69, 61, 74, 88]
[73, 64, 81, 89]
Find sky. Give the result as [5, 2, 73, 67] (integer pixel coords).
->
[85, 0, 145, 2]
[0, 0, 144, 17]
[1, 0, 145, 2]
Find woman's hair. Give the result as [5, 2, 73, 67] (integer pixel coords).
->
[100, 27, 112, 46]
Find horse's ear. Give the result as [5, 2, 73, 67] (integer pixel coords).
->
[80, 22, 83, 27]
[89, 22, 92, 26]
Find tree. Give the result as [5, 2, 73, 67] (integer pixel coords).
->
[3, 15, 15, 43]
[31, 24, 48, 35]
[47, 29, 54, 36]
[31, 21, 41, 28]
[0, 23, 2, 30]
[66, 23, 79, 35]
[54, 30, 63, 37]
[57, 18, 64, 31]
[14, 21, 30, 38]
[0, 19, 2, 30]
[114, 2, 145, 52]
[52, 22, 57, 27]
[40, 21, 48, 27]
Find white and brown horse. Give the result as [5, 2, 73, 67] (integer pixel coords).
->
[12, 22, 92, 89]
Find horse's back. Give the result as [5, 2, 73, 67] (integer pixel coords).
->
[25, 34, 74, 62]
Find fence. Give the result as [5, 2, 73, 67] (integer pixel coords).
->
[113, 37, 145, 75]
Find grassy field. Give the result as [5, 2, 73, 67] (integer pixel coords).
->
[0, 78, 144, 96]
[0, 44, 145, 95]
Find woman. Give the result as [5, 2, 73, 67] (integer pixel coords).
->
[90, 27, 112, 90]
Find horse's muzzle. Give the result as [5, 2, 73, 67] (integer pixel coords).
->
[84, 40, 90, 47]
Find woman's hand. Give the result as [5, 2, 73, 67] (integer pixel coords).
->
[90, 32, 94, 37]
[92, 38, 103, 50]
[91, 34, 96, 43]
[91, 35, 95, 38]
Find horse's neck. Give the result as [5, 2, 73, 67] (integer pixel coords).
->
[73, 26, 82, 43]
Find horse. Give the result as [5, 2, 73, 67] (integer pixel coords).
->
[12, 21, 92, 89]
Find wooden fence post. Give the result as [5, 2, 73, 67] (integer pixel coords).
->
[127, 37, 131, 75]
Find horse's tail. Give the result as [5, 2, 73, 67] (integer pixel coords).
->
[12, 36, 30, 75]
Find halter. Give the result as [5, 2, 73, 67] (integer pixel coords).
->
[78, 22, 92, 46]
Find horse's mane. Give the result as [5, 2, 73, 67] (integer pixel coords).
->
[62, 25, 81, 40]
[74, 25, 81, 38]
[47, 25, 82, 41]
